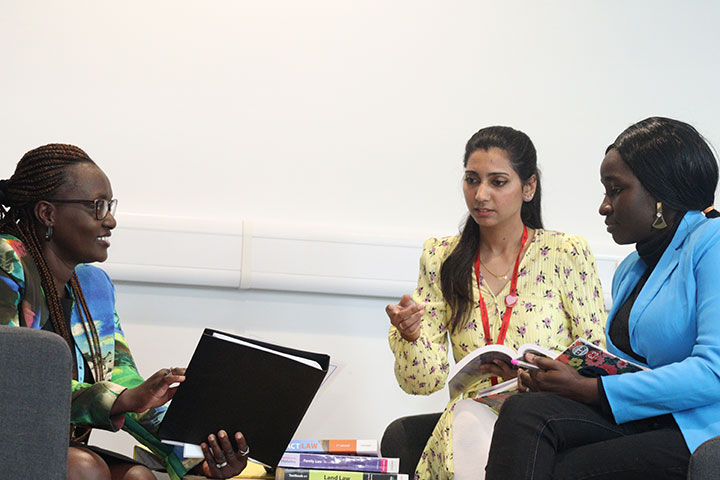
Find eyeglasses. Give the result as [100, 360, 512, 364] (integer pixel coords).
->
[50, 198, 118, 220]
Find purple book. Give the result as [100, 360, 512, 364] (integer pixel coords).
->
[278, 453, 400, 473]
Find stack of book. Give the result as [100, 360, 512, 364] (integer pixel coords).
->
[275, 439, 407, 480]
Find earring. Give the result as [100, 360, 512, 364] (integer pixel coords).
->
[652, 202, 668, 229]
[44, 225, 53, 241]
[524, 195, 533, 202]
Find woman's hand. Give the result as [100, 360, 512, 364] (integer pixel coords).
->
[386, 294, 424, 342]
[110, 367, 186, 415]
[517, 354, 599, 404]
[477, 359, 518, 381]
[200, 430, 249, 479]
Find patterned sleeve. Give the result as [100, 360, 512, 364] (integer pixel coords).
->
[110, 310, 146, 389]
[70, 379, 127, 430]
[556, 234, 607, 348]
[112, 310, 167, 433]
[389, 237, 453, 395]
[71, 290, 165, 432]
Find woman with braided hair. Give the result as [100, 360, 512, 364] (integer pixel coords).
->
[0, 144, 249, 480]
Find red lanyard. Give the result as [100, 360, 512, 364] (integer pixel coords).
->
[473, 225, 528, 347]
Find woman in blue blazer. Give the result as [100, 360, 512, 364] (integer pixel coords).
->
[484, 117, 720, 480]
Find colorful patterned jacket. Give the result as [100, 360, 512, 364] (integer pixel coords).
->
[0, 234, 197, 479]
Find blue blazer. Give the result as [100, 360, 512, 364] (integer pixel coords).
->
[603, 211, 720, 453]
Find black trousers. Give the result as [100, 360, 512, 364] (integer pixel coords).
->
[485, 393, 690, 480]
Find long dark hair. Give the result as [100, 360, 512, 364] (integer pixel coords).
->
[441, 126, 543, 331]
[608, 117, 720, 219]
[0, 144, 105, 382]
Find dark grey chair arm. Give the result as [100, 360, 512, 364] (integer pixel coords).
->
[0, 325, 72, 480]
[381, 412, 442, 475]
[687, 436, 720, 480]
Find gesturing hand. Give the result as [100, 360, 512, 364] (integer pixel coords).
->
[200, 430, 250, 479]
[517, 354, 599, 404]
[111, 367, 186, 415]
[386, 294, 424, 342]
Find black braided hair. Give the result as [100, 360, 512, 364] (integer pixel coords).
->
[0, 144, 105, 382]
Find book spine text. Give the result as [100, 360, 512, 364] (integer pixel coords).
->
[279, 453, 399, 473]
[285, 440, 379, 456]
[276, 468, 408, 480]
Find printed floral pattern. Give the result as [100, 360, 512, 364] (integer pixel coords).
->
[555, 338, 644, 376]
[388, 230, 607, 480]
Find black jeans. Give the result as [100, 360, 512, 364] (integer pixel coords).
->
[485, 393, 690, 480]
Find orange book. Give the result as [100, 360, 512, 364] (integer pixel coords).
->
[286, 440, 378, 457]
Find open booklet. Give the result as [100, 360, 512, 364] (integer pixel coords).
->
[447, 343, 556, 399]
[471, 337, 648, 413]
[157, 328, 330, 468]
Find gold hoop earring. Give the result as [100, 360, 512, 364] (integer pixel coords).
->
[652, 202, 668, 229]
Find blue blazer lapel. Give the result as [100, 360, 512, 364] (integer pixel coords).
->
[628, 212, 701, 343]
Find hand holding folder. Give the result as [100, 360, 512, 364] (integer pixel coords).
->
[158, 329, 331, 468]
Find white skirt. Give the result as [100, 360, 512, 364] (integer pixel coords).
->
[451, 399, 499, 480]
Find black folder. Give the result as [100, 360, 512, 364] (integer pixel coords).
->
[157, 328, 330, 468]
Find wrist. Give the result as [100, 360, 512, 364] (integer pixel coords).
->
[576, 377, 600, 405]
[110, 387, 134, 416]
[401, 332, 420, 342]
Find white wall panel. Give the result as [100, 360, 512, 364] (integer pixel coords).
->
[102, 214, 622, 304]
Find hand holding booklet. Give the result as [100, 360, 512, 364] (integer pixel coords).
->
[157, 328, 330, 468]
[471, 338, 648, 413]
[447, 343, 556, 399]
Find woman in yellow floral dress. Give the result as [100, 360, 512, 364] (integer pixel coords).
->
[386, 126, 607, 480]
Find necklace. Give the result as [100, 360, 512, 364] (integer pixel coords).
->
[474, 224, 528, 343]
[479, 258, 512, 281]
[473, 225, 528, 385]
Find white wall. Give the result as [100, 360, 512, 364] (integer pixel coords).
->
[2, 0, 720, 457]
[3, 1, 720, 250]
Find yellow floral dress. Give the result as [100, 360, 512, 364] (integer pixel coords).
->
[388, 229, 607, 480]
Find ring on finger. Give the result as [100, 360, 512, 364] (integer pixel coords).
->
[239, 446, 250, 456]
[525, 386, 530, 392]
[215, 461, 228, 468]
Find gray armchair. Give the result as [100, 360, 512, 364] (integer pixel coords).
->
[0, 325, 72, 480]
